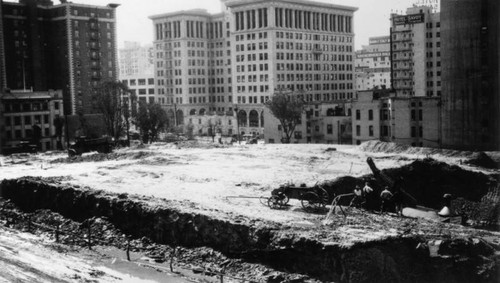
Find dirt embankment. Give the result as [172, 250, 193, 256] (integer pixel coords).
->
[1, 177, 499, 283]
[316, 158, 499, 226]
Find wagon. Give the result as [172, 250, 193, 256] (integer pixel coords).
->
[266, 184, 330, 212]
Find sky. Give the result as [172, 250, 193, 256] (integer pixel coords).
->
[51, 0, 437, 50]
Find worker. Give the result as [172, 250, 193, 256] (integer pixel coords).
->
[362, 182, 374, 195]
[362, 181, 375, 210]
[438, 193, 453, 217]
[350, 185, 363, 208]
[380, 186, 393, 214]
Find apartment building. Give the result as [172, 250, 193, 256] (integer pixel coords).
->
[118, 42, 157, 104]
[390, 6, 441, 97]
[1, 0, 119, 115]
[351, 89, 440, 147]
[151, 0, 357, 138]
[355, 36, 391, 91]
[1, 89, 64, 152]
[263, 101, 352, 144]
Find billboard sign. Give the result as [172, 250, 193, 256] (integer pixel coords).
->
[369, 37, 390, 45]
[393, 13, 425, 25]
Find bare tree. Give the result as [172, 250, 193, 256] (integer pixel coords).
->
[265, 91, 305, 143]
[93, 81, 131, 141]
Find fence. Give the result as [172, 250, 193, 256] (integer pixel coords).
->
[2, 212, 260, 283]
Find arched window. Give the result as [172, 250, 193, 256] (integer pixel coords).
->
[238, 110, 247, 127]
[249, 110, 259, 127]
[190, 109, 197, 115]
[199, 108, 206, 115]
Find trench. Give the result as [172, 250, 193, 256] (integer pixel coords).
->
[0, 177, 498, 283]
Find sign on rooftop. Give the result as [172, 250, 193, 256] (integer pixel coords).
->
[393, 13, 425, 26]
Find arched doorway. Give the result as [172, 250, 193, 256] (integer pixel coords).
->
[238, 110, 247, 127]
[176, 110, 184, 125]
[249, 110, 259, 127]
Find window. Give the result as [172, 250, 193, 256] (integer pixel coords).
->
[327, 124, 333, 134]
[355, 109, 360, 120]
[368, 109, 373, 120]
[411, 126, 416, 137]
[369, 126, 373, 137]
[356, 125, 360, 136]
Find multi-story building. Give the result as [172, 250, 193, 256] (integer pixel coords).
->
[1, 89, 64, 152]
[440, 0, 500, 151]
[118, 42, 157, 104]
[351, 89, 440, 147]
[0, 2, 6, 92]
[263, 101, 352, 144]
[1, 0, 119, 115]
[355, 36, 391, 91]
[390, 6, 441, 97]
[151, 0, 357, 139]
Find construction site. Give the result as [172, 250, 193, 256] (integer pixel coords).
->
[0, 140, 499, 282]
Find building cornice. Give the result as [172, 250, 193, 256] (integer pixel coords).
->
[224, 0, 357, 12]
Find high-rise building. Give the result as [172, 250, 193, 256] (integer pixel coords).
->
[390, 6, 441, 97]
[0, 1, 6, 92]
[151, 0, 357, 138]
[441, 0, 500, 151]
[118, 42, 157, 104]
[0, 0, 119, 115]
[355, 36, 391, 91]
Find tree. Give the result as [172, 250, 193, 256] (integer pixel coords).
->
[135, 101, 168, 143]
[265, 91, 305, 143]
[93, 81, 131, 141]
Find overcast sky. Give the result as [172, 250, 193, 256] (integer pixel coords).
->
[51, 0, 438, 49]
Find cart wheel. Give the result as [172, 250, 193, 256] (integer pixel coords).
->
[267, 195, 283, 209]
[315, 187, 329, 207]
[301, 192, 322, 212]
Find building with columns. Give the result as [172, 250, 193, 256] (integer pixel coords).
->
[150, 0, 357, 139]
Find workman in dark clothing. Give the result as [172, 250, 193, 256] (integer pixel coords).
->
[350, 185, 363, 208]
[380, 186, 393, 214]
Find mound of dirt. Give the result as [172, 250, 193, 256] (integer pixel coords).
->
[359, 140, 477, 159]
[381, 158, 496, 208]
[465, 152, 499, 169]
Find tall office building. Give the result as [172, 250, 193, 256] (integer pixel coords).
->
[118, 42, 157, 104]
[441, 0, 499, 150]
[355, 36, 391, 91]
[0, 1, 6, 92]
[390, 6, 441, 97]
[151, 0, 357, 137]
[1, 0, 119, 115]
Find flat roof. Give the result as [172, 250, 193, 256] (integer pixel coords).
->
[149, 9, 211, 20]
[225, 0, 358, 12]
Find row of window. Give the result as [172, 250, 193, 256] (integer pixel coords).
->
[4, 114, 50, 127]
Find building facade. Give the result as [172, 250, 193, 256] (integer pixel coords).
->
[1, 0, 119, 115]
[390, 6, 441, 97]
[355, 36, 391, 91]
[263, 101, 352, 144]
[440, 0, 500, 151]
[151, 0, 357, 139]
[1, 89, 64, 152]
[351, 89, 440, 147]
[118, 41, 157, 104]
